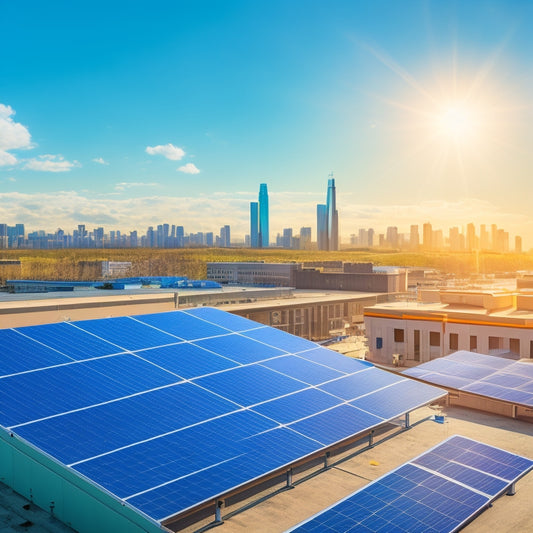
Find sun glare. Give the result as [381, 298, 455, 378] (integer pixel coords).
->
[436, 104, 477, 141]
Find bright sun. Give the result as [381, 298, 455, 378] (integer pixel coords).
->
[435, 103, 478, 142]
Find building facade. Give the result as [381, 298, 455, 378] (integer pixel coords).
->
[258, 183, 269, 248]
[364, 290, 533, 366]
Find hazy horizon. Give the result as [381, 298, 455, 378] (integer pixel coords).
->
[1, 1, 532, 245]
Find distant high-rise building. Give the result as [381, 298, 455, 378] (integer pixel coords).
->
[300, 227, 312, 249]
[466, 223, 477, 251]
[515, 235, 522, 253]
[480, 224, 490, 250]
[258, 183, 269, 248]
[316, 204, 328, 250]
[386, 226, 398, 248]
[219, 225, 231, 247]
[282, 228, 293, 248]
[410, 225, 419, 249]
[317, 176, 339, 251]
[250, 201, 259, 248]
[423, 222, 433, 250]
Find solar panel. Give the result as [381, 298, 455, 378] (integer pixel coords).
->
[403, 351, 533, 407]
[0, 308, 446, 524]
[288, 435, 533, 533]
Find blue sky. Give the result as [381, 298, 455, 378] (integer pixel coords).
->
[1, 0, 532, 245]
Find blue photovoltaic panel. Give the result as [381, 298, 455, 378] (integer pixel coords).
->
[241, 325, 318, 352]
[13, 322, 122, 359]
[127, 427, 322, 520]
[134, 342, 238, 379]
[192, 365, 307, 406]
[447, 350, 514, 369]
[298, 346, 373, 373]
[403, 351, 533, 407]
[73, 316, 182, 350]
[134, 310, 231, 341]
[13, 382, 240, 465]
[251, 388, 342, 425]
[192, 333, 287, 364]
[0, 354, 181, 427]
[350, 379, 445, 420]
[318, 367, 400, 401]
[1, 307, 446, 525]
[73, 410, 278, 499]
[260, 355, 345, 385]
[288, 435, 533, 533]
[0, 329, 73, 374]
[287, 404, 385, 447]
[184, 306, 262, 332]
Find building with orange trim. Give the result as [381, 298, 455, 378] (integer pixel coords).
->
[364, 290, 533, 365]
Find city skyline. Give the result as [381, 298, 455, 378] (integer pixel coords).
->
[0, 218, 523, 253]
[1, 2, 533, 245]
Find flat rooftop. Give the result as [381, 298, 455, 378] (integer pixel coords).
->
[213, 405, 533, 533]
[365, 300, 533, 321]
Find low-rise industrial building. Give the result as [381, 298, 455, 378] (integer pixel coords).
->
[207, 261, 408, 293]
[364, 290, 533, 366]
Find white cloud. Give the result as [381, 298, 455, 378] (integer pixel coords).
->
[145, 143, 185, 161]
[177, 163, 200, 174]
[24, 154, 80, 172]
[114, 182, 159, 191]
[0, 103, 32, 166]
[92, 157, 108, 165]
[0, 150, 17, 166]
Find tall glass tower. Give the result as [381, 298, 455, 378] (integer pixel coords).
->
[326, 178, 339, 251]
[317, 176, 339, 250]
[258, 183, 269, 248]
[250, 201, 259, 248]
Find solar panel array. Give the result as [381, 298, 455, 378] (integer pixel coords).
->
[0, 307, 445, 524]
[402, 351, 533, 407]
[288, 435, 533, 533]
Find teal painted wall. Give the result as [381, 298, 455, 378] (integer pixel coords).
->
[0, 430, 166, 533]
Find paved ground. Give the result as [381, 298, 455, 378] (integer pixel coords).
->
[215, 405, 533, 533]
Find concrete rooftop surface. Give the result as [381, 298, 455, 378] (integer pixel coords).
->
[213, 405, 533, 533]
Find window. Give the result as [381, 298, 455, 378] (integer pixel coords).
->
[470, 336, 477, 352]
[413, 330, 420, 361]
[489, 336, 503, 351]
[429, 331, 440, 347]
[376, 337, 383, 349]
[394, 328, 405, 343]
[449, 333, 459, 351]
[510, 338, 520, 355]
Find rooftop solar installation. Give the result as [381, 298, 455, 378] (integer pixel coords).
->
[402, 351, 533, 407]
[288, 435, 533, 533]
[0, 307, 446, 525]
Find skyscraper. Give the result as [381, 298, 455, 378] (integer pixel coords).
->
[250, 201, 259, 248]
[258, 183, 269, 248]
[317, 176, 339, 251]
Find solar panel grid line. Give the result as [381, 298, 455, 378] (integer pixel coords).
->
[325, 372, 409, 404]
[67, 406, 255, 467]
[66, 321, 137, 353]
[189, 339, 292, 368]
[8, 380, 187, 431]
[0, 352, 125, 381]
[9, 328, 79, 362]
[408, 460, 496, 499]
[290, 352, 356, 375]
[287, 435, 533, 533]
[1, 307, 451, 527]
[123, 315, 192, 342]
[122, 454, 245, 501]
